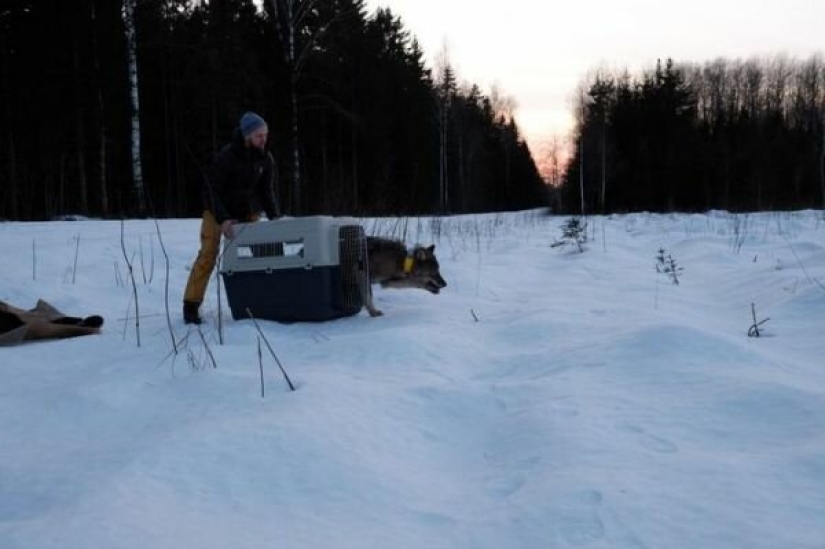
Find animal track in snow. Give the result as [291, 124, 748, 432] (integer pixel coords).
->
[621, 424, 678, 453]
[559, 490, 606, 546]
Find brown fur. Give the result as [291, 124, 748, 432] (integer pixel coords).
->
[0, 300, 103, 346]
[359, 237, 447, 317]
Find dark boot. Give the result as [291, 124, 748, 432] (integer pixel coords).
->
[183, 301, 202, 325]
[80, 315, 104, 329]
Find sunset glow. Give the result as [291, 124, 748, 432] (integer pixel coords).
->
[364, 0, 824, 175]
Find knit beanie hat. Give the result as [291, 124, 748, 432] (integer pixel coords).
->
[240, 111, 267, 138]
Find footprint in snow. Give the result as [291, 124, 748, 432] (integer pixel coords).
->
[485, 475, 525, 499]
[559, 490, 606, 546]
[621, 424, 678, 454]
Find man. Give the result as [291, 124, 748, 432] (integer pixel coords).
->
[183, 111, 280, 325]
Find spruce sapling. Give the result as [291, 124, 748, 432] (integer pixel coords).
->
[655, 248, 683, 285]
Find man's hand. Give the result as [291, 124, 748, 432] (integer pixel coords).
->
[221, 219, 237, 239]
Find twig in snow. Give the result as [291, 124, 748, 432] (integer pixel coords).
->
[217, 270, 224, 345]
[120, 220, 141, 347]
[148, 236, 155, 284]
[196, 325, 218, 369]
[154, 219, 177, 355]
[748, 303, 770, 338]
[310, 330, 330, 342]
[139, 235, 147, 284]
[113, 261, 124, 287]
[258, 336, 265, 398]
[246, 308, 295, 392]
[72, 233, 81, 284]
[121, 289, 134, 341]
[782, 234, 825, 293]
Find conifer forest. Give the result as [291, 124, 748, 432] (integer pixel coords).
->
[1, 1, 823, 220]
[0, 0, 546, 220]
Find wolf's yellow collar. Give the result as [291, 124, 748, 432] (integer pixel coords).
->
[403, 256, 414, 274]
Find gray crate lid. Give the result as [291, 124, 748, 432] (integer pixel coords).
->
[220, 216, 361, 274]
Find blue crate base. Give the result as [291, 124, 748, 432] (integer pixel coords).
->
[222, 266, 362, 322]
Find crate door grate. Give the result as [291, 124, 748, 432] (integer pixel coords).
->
[338, 225, 367, 309]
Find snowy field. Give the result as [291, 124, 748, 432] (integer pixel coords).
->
[1, 209, 824, 549]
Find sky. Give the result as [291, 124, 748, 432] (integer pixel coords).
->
[2, 210, 825, 548]
[363, 0, 825, 159]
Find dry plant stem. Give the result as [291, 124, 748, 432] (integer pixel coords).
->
[258, 337, 265, 398]
[156, 331, 195, 369]
[246, 308, 295, 392]
[782, 233, 825, 292]
[196, 325, 218, 369]
[72, 233, 80, 284]
[121, 290, 133, 341]
[187, 349, 198, 371]
[748, 302, 770, 337]
[149, 237, 155, 284]
[217, 271, 224, 345]
[139, 235, 147, 284]
[120, 220, 141, 347]
[311, 330, 330, 342]
[751, 303, 759, 337]
[113, 262, 121, 287]
[214, 222, 253, 347]
[154, 219, 177, 355]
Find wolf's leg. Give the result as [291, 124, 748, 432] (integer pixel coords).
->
[358, 269, 383, 317]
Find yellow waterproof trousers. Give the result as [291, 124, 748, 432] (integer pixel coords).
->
[183, 211, 258, 305]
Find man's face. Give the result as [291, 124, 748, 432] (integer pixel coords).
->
[247, 127, 268, 151]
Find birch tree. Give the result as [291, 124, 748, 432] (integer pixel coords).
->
[269, 0, 308, 214]
[122, 0, 146, 215]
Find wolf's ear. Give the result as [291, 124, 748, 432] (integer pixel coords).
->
[426, 245, 435, 254]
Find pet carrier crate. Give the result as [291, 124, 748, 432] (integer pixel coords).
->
[219, 216, 369, 322]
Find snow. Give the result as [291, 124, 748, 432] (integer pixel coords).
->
[1, 210, 824, 549]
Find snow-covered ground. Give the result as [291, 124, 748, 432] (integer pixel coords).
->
[1, 210, 824, 549]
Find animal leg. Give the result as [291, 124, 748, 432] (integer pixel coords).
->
[358, 267, 383, 317]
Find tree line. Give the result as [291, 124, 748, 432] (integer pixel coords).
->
[0, 0, 547, 220]
[560, 56, 825, 214]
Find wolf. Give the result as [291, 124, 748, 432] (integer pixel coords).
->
[358, 236, 447, 317]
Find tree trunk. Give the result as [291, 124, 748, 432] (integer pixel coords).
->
[99, 115, 108, 215]
[90, 1, 109, 216]
[579, 134, 585, 216]
[72, 41, 89, 214]
[2, 45, 18, 219]
[457, 128, 464, 212]
[290, 76, 301, 213]
[820, 115, 825, 209]
[122, 0, 146, 215]
[438, 102, 448, 213]
[336, 112, 345, 212]
[351, 119, 358, 211]
[320, 111, 329, 212]
[270, 0, 303, 214]
[600, 123, 606, 213]
[161, 54, 174, 215]
[6, 126, 17, 219]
